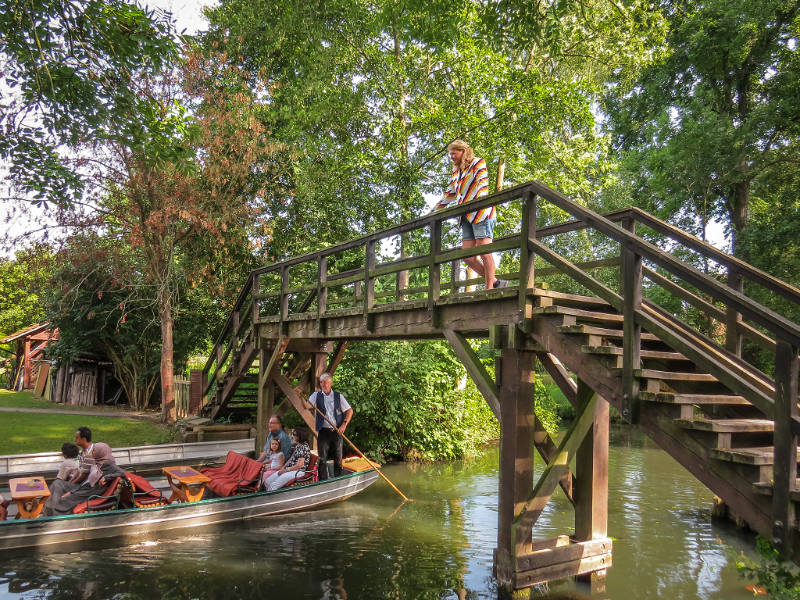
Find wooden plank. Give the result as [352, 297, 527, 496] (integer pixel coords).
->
[621, 216, 642, 423]
[256, 346, 273, 454]
[274, 373, 317, 431]
[532, 305, 624, 323]
[326, 341, 348, 374]
[676, 419, 775, 433]
[443, 330, 500, 420]
[428, 218, 442, 326]
[536, 352, 578, 408]
[639, 391, 750, 405]
[515, 538, 612, 572]
[773, 341, 798, 555]
[495, 349, 536, 588]
[557, 324, 658, 342]
[709, 446, 800, 466]
[519, 192, 537, 333]
[533, 415, 575, 505]
[364, 240, 376, 331]
[513, 385, 602, 555]
[513, 553, 612, 589]
[285, 340, 334, 354]
[575, 380, 609, 542]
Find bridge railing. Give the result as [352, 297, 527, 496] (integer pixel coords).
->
[202, 180, 800, 546]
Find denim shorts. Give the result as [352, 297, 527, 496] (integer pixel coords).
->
[461, 217, 496, 241]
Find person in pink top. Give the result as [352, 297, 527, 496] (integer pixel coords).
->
[260, 436, 286, 486]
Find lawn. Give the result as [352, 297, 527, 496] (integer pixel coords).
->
[0, 389, 141, 412]
[0, 391, 172, 455]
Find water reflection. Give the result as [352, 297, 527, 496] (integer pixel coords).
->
[0, 428, 760, 599]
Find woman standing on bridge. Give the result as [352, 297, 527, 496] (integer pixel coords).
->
[433, 140, 506, 289]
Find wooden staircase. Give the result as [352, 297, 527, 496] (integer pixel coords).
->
[525, 289, 787, 542]
[199, 180, 800, 574]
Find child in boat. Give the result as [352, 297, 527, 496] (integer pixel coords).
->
[57, 442, 81, 481]
[261, 437, 285, 485]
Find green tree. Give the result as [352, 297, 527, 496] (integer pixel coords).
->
[0, 246, 53, 340]
[0, 0, 182, 207]
[605, 0, 800, 256]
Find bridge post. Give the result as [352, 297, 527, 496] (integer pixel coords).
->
[519, 191, 537, 334]
[725, 269, 743, 356]
[495, 348, 535, 592]
[620, 216, 642, 423]
[575, 379, 610, 590]
[256, 345, 275, 456]
[772, 340, 798, 556]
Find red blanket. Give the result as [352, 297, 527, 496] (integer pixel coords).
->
[124, 471, 164, 505]
[72, 477, 122, 514]
[200, 451, 263, 497]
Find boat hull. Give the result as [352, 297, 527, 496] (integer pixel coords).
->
[0, 469, 379, 555]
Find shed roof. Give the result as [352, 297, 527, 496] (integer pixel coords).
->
[0, 323, 57, 344]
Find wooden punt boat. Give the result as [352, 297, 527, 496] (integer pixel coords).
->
[0, 468, 380, 556]
[0, 439, 256, 485]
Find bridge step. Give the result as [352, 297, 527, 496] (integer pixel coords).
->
[534, 290, 611, 310]
[631, 369, 719, 382]
[639, 391, 750, 405]
[676, 418, 775, 433]
[532, 305, 623, 323]
[556, 324, 659, 342]
[710, 446, 800, 466]
[581, 346, 689, 361]
[752, 479, 800, 500]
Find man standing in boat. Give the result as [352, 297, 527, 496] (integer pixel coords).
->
[257, 415, 292, 464]
[303, 373, 353, 481]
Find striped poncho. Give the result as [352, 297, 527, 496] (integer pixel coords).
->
[434, 157, 494, 223]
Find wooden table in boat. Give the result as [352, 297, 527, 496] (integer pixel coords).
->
[8, 477, 51, 519]
[162, 466, 210, 503]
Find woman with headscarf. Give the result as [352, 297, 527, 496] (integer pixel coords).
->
[42, 442, 127, 516]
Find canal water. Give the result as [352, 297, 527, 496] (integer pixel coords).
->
[0, 427, 762, 599]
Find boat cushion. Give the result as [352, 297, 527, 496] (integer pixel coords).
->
[201, 451, 263, 497]
[285, 452, 319, 487]
[72, 477, 122, 514]
[124, 471, 167, 506]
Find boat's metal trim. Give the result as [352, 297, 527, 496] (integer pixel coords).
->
[0, 470, 379, 554]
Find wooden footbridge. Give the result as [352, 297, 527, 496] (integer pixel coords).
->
[196, 181, 800, 593]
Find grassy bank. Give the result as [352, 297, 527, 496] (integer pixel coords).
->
[0, 391, 172, 455]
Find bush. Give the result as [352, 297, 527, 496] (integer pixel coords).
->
[335, 340, 499, 462]
[737, 535, 800, 599]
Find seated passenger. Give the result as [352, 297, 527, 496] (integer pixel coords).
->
[261, 437, 285, 485]
[43, 427, 126, 516]
[264, 427, 311, 491]
[57, 442, 80, 480]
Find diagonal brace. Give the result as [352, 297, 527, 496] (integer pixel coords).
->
[444, 330, 500, 420]
[512, 385, 603, 555]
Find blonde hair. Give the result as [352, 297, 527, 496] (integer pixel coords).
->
[447, 140, 475, 172]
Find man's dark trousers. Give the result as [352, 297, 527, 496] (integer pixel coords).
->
[317, 428, 343, 480]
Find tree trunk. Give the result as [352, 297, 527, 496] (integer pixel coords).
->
[731, 178, 750, 260]
[496, 155, 506, 191]
[160, 289, 176, 423]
